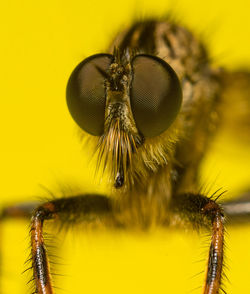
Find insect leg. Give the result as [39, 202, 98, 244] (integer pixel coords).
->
[30, 194, 112, 294]
[0, 201, 40, 220]
[221, 193, 250, 223]
[171, 193, 225, 294]
[0, 201, 41, 292]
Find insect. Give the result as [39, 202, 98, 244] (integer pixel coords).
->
[1, 17, 250, 294]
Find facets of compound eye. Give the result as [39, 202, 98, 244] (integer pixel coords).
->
[130, 54, 182, 137]
[66, 54, 113, 136]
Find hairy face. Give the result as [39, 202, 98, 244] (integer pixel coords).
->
[66, 48, 182, 190]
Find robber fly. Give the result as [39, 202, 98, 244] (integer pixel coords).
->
[1, 18, 250, 294]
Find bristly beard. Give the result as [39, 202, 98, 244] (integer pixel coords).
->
[95, 114, 181, 193]
[96, 118, 142, 189]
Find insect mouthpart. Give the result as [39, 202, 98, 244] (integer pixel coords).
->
[98, 100, 143, 189]
[115, 165, 124, 188]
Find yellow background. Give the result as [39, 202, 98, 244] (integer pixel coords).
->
[1, 0, 250, 293]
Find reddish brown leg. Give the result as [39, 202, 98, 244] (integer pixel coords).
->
[171, 193, 225, 294]
[202, 202, 224, 294]
[30, 194, 112, 294]
[30, 203, 54, 294]
[0, 201, 40, 293]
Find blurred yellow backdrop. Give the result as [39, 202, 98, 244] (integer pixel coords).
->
[1, 0, 250, 293]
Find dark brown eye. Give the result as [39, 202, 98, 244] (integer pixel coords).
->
[130, 54, 182, 137]
[66, 54, 113, 136]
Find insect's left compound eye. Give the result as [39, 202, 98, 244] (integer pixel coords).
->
[130, 54, 182, 137]
[66, 54, 113, 136]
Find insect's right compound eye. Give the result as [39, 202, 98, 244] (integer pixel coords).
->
[66, 54, 113, 136]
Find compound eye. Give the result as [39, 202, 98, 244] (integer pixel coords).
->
[66, 54, 113, 136]
[130, 54, 182, 137]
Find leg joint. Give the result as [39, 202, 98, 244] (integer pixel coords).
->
[32, 202, 55, 221]
[201, 200, 224, 222]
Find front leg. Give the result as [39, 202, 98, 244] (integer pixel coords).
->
[171, 193, 225, 294]
[30, 194, 112, 294]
